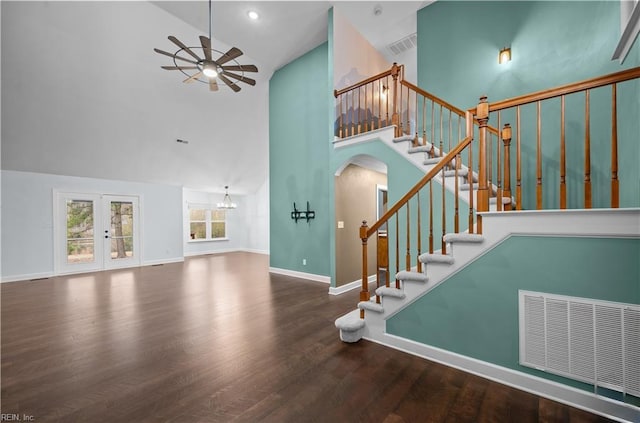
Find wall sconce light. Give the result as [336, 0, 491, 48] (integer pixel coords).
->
[499, 47, 512, 64]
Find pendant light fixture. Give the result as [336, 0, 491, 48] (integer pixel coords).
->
[217, 186, 237, 209]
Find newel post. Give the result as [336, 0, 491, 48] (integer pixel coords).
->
[476, 96, 490, 234]
[359, 221, 370, 318]
[391, 63, 400, 137]
[502, 123, 513, 211]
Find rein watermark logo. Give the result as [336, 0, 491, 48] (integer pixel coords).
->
[0, 414, 34, 422]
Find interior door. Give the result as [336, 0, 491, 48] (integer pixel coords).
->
[103, 195, 140, 270]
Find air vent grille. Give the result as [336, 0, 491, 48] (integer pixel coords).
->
[519, 291, 640, 396]
[386, 33, 417, 56]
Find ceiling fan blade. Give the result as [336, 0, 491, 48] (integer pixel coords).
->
[220, 64, 258, 73]
[209, 79, 219, 92]
[168, 36, 202, 62]
[199, 36, 212, 61]
[161, 66, 198, 71]
[222, 71, 256, 86]
[154, 48, 198, 65]
[218, 73, 241, 93]
[216, 47, 243, 65]
[183, 71, 203, 84]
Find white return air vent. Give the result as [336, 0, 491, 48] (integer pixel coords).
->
[386, 33, 417, 56]
[519, 291, 640, 396]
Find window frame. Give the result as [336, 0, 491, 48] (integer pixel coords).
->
[187, 203, 228, 242]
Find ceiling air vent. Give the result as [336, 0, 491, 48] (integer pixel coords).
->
[386, 33, 418, 56]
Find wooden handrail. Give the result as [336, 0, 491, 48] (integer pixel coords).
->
[488, 66, 640, 112]
[334, 64, 401, 98]
[366, 133, 474, 239]
[402, 79, 500, 136]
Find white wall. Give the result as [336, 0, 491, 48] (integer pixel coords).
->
[333, 9, 392, 90]
[244, 178, 270, 254]
[1, 170, 183, 282]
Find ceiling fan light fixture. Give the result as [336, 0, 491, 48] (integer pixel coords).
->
[202, 65, 218, 78]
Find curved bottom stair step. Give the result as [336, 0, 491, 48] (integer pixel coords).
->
[335, 309, 365, 343]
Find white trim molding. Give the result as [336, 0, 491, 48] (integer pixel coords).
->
[329, 274, 376, 295]
[612, 0, 640, 63]
[268, 267, 330, 284]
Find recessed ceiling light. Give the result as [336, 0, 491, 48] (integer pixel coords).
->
[247, 10, 259, 20]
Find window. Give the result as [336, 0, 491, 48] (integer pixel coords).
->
[188, 205, 227, 241]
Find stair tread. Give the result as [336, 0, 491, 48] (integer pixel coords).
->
[408, 145, 433, 154]
[443, 168, 469, 177]
[490, 196, 513, 204]
[375, 286, 407, 298]
[393, 135, 414, 143]
[396, 270, 428, 282]
[358, 301, 384, 313]
[460, 183, 478, 191]
[443, 233, 484, 243]
[419, 253, 455, 264]
[423, 157, 442, 165]
[335, 310, 365, 331]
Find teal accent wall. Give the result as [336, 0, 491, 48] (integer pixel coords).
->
[269, 42, 331, 276]
[417, 1, 640, 208]
[387, 235, 640, 394]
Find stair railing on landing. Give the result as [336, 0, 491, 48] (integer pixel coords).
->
[349, 65, 640, 318]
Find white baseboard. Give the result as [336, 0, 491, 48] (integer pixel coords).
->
[269, 267, 330, 284]
[1, 271, 54, 283]
[328, 275, 376, 295]
[368, 333, 640, 423]
[142, 257, 184, 266]
[240, 248, 269, 255]
[184, 248, 240, 257]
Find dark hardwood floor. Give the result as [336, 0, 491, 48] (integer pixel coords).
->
[1, 252, 615, 422]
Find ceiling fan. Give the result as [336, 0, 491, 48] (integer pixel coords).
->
[154, 0, 258, 92]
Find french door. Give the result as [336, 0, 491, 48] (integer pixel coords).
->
[56, 193, 140, 274]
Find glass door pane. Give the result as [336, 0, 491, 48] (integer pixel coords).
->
[66, 200, 95, 264]
[103, 195, 140, 269]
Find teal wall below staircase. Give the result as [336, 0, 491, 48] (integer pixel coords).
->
[387, 235, 640, 395]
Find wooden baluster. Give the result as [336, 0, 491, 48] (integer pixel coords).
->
[476, 96, 490, 234]
[584, 90, 591, 208]
[422, 96, 427, 147]
[406, 86, 411, 139]
[441, 160, 447, 254]
[364, 84, 368, 133]
[467, 111, 475, 233]
[439, 104, 444, 158]
[502, 124, 512, 211]
[386, 75, 390, 128]
[611, 84, 619, 208]
[357, 87, 362, 135]
[448, 109, 453, 152]
[454, 154, 460, 232]
[359, 221, 369, 318]
[560, 95, 567, 209]
[413, 90, 419, 146]
[429, 181, 434, 253]
[395, 213, 400, 289]
[406, 202, 411, 271]
[378, 79, 382, 130]
[536, 100, 542, 209]
[488, 132, 493, 209]
[496, 112, 503, 211]
[430, 100, 435, 157]
[417, 191, 422, 273]
[398, 80, 404, 136]
[336, 91, 341, 138]
[516, 106, 522, 210]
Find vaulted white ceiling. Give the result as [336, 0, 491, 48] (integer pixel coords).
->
[1, 1, 426, 195]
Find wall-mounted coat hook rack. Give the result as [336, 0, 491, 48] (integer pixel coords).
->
[291, 201, 315, 223]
